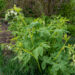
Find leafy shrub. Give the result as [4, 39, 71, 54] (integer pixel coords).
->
[68, 25, 75, 37]
[4, 6, 75, 75]
[68, 37, 75, 45]
[0, 0, 6, 17]
[67, 24, 75, 44]
[0, 0, 5, 11]
[58, 0, 75, 24]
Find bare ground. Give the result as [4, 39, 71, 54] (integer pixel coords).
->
[0, 19, 12, 44]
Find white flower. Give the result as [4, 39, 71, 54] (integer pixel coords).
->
[7, 45, 12, 50]
[14, 12, 17, 15]
[10, 10, 14, 14]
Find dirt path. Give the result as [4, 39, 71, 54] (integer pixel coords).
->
[0, 19, 12, 44]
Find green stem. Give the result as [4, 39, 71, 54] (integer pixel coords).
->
[54, 36, 70, 60]
[23, 49, 42, 73]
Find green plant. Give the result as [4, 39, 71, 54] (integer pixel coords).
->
[0, 0, 5, 10]
[0, 44, 25, 75]
[0, 0, 5, 16]
[68, 25, 75, 37]
[4, 6, 75, 75]
[58, 0, 75, 24]
[0, 45, 2, 72]
[67, 24, 75, 44]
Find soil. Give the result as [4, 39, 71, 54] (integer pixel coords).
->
[0, 18, 14, 58]
[0, 19, 12, 43]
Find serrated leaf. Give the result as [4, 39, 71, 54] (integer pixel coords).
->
[41, 43, 50, 49]
[33, 46, 43, 59]
[41, 56, 52, 70]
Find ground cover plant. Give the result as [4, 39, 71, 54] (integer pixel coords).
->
[0, 6, 75, 75]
